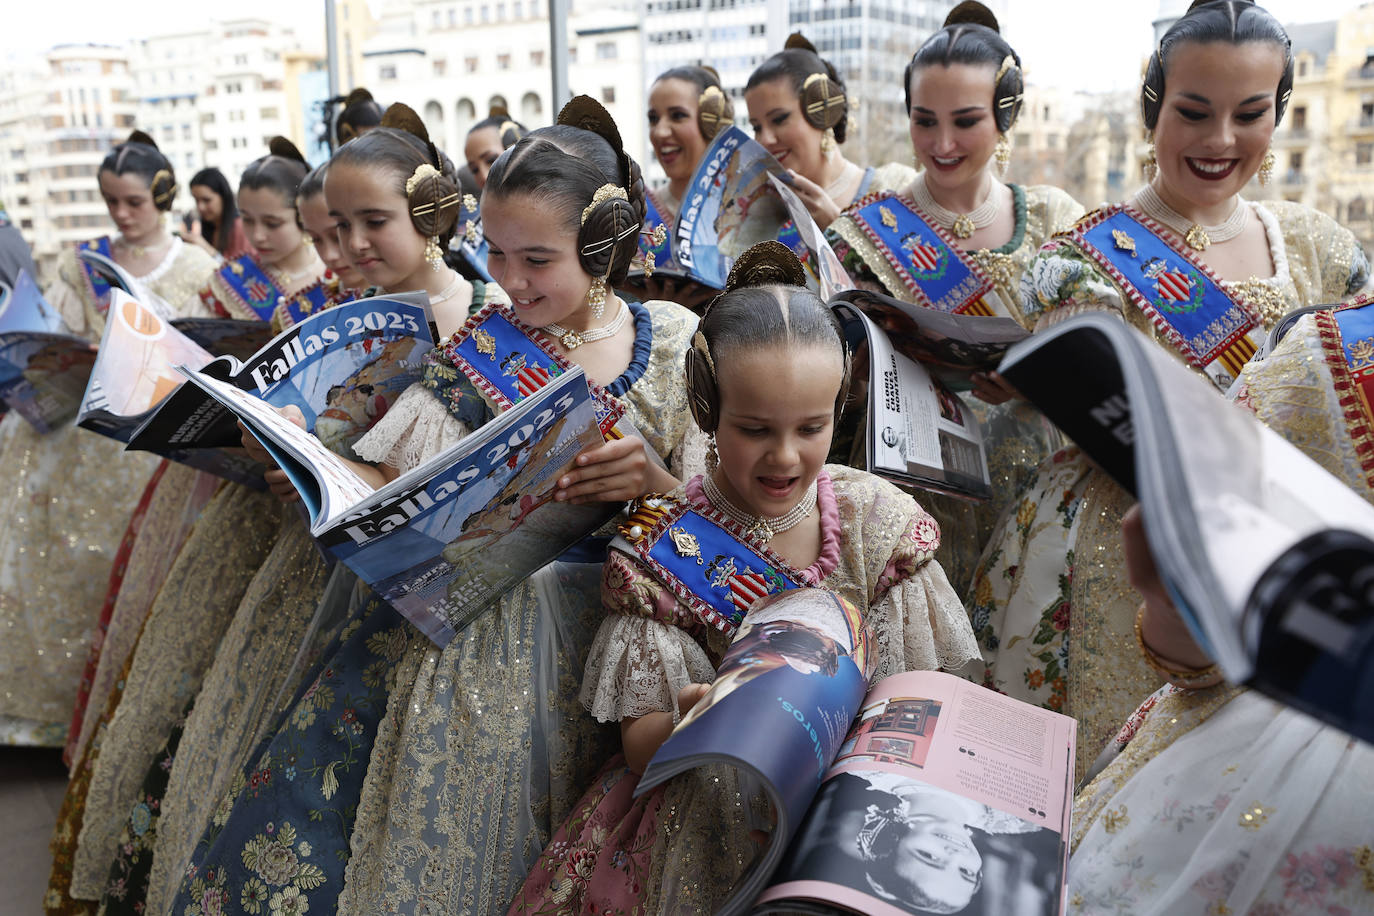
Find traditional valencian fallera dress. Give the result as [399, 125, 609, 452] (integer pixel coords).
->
[1068, 292, 1374, 916]
[827, 181, 1084, 594]
[510, 464, 980, 916]
[44, 251, 343, 914]
[166, 298, 699, 916]
[0, 235, 214, 749]
[967, 199, 1371, 772]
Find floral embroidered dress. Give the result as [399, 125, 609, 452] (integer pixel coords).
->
[1068, 298, 1374, 916]
[827, 183, 1085, 594]
[967, 200, 1371, 776]
[0, 236, 214, 749]
[510, 464, 980, 916]
[166, 298, 699, 916]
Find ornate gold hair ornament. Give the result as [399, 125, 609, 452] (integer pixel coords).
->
[581, 183, 629, 225]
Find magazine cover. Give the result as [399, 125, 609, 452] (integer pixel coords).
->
[768, 174, 856, 301]
[757, 670, 1075, 916]
[129, 295, 433, 462]
[835, 304, 991, 500]
[184, 364, 620, 644]
[0, 270, 96, 431]
[998, 311, 1374, 744]
[675, 125, 792, 289]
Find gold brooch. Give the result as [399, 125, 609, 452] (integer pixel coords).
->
[1111, 229, 1137, 257]
[879, 205, 898, 230]
[669, 526, 703, 564]
[473, 328, 497, 358]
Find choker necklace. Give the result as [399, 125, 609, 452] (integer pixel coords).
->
[428, 271, 465, 304]
[911, 173, 999, 239]
[1136, 184, 1247, 252]
[542, 300, 629, 350]
[702, 471, 818, 541]
[268, 253, 323, 287]
[115, 233, 170, 259]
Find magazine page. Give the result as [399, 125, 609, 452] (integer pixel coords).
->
[0, 269, 95, 431]
[169, 317, 275, 361]
[177, 365, 378, 525]
[833, 288, 1029, 390]
[0, 269, 66, 335]
[76, 289, 216, 442]
[130, 295, 433, 460]
[314, 367, 618, 644]
[634, 589, 874, 916]
[757, 670, 1075, 916]
[675, 125, 791, 289]
[837, 304, 990, 500]
[77, 247, 175, 316]
[766, 174, 855, 302]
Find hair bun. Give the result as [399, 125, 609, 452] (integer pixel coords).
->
[489, 102, 510, 118]
[381, 101, 441, 166]
[268, 136, 306, 164]
[784, 32, 820, 55]
[724, 240, 809, 293]
[557, 95, 626, 157]
[700, 64, 723, 83]
[126, 129, 158, 150]
[344, 88, 375, 107]
[943, 0, 1000, 31]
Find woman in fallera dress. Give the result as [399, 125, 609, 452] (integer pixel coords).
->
[745, 34, 916, 230]
[966, 0, 1371, 775]
[826, 0, 1084, 594]
[0, 132, 215, 751]
[181, 166, 253, 262]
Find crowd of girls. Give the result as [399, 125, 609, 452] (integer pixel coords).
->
[10, 1, 1373, 915]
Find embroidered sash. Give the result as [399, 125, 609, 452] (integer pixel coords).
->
[210, 255, 287, 321]
[845, 192, 1000, 316]
[641, 189, 673, 269]
[76, 237, 114, 315]
[434, 300, 625, 437]
[270, 279, 336, 329]
[1070, 206, 1260, 380]
[617, 493, 809, 633]
[1315, 294, 1374, 491]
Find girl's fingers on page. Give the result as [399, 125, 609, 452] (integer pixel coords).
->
[265, 469, 299, 503]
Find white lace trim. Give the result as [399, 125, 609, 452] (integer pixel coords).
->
[580, 614, 716, 723]
[874, 559, 982, 678]
[352, 384, 470, 474]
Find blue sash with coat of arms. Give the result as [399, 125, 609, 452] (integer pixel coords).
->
[1317, 294, 1374, 491]
[212, 254, 287, 321]
[76, 237, 114, 314]
[641, 189, 673, 270]
[432, 300, 626, 438]
[1070, 206, 1259, 379]
[845, 192, 997, 316]
[271, 279, 336, 329]
[616, 493, 809, 633]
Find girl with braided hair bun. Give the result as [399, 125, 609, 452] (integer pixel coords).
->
[165, 97, 699, 916]
[197, 137, 339, 332]
[746, 34, 916, 230]
[511, 241, 978, 916]
[0, 131, 216, 751]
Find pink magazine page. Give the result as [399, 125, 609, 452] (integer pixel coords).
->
[757, 670, 1074, 916]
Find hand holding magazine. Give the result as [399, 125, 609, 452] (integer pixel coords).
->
[183, 362, 622, 645]
[636, 588, 1075, 916]
[997, 312, 1374, 743]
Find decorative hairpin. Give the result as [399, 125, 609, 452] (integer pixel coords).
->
[642, 224, 668, 276]
[581, 183, 629, 225]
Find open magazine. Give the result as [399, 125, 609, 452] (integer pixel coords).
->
[182, 363, 621, 645]
[834, 303, 991, 500]
[998, 312, 1374, 744]
[128, 293, 431, 476]
[767, 173, 856, 302]
[833, 288, 1029, 390]
[636, 588, 1075, 916]
[0, 268, 96, 431]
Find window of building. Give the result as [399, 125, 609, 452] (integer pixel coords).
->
[449, 8, 457, 25]
[234, 53, 248, 65]
[497, 2, 506, 18]
[380, 64, 398, 80]
[481, 4, 489, 21]
[434, 59, 447, 76]
[1292, 105, 1306, 130]
[205, 139, 218, 150]
[1358, 142, 1374, 166]
[260, 107, 279, 119]
[602, 86, 616, 103]
[1363, 100, 1374, 125]
[465, 6, 473, 23]
[466, 56, 479, 73]
[229, 110, 244, 121]
[514, 0, 522, 16]
[596, 41, 617, 60]
[497, 53, 511, 70]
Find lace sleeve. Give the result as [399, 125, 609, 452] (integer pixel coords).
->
[579, 614, 716, 723]
[669, 421, 712, 483]
[352, 383, 470, 474]
[868, 561, 980, 678]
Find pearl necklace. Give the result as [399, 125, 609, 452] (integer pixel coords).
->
[1136, 184, 1248, 252]
[428, 271, 465, 304]
[541, 299, 629, 350]
[702, 471, 817, 542]
[910, 173, 999, 239]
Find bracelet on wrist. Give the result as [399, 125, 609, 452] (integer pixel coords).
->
[1133, 604, 1222, 688]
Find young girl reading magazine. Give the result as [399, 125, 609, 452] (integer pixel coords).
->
[511, 241, 980, 915]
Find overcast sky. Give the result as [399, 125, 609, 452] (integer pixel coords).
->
[1, 0, 1365, 92]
